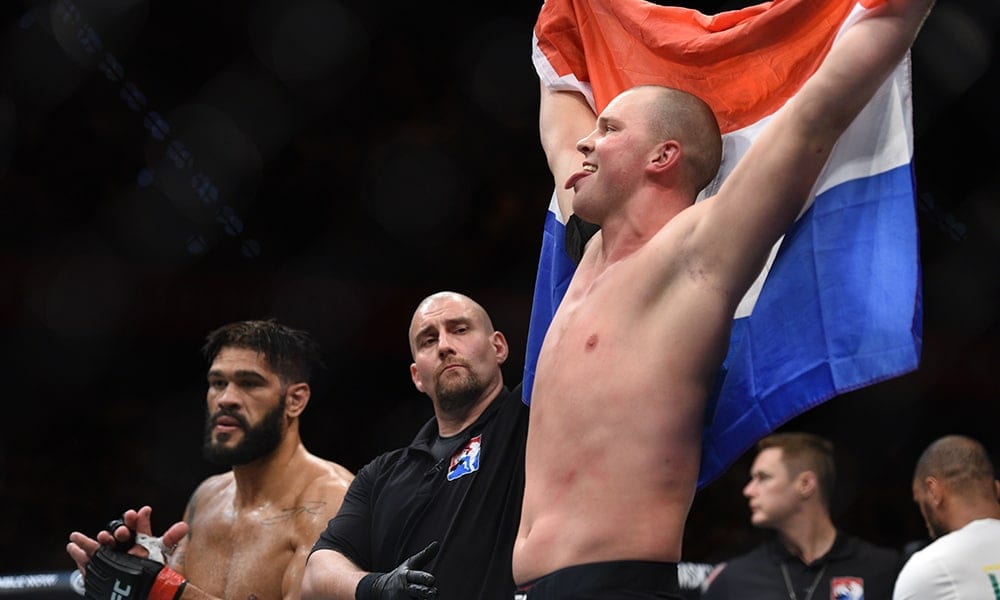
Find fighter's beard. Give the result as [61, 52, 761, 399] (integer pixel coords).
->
[202, 397, 285, 466]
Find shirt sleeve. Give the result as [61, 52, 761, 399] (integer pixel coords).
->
[892, 551, 945, 600]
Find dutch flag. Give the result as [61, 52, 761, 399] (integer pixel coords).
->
[524, 0, 923, 488]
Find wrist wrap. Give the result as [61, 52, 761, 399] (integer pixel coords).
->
[150, 568, 187, 600]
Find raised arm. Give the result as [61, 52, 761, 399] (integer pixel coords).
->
[690, 0, 935, 295]
[539, 82, 597, 222]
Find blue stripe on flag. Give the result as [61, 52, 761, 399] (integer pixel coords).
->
[524, 206, 576, 406]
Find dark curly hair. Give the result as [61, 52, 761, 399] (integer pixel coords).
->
[201, 319, 324, 385]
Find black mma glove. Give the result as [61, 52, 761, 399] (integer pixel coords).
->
[355, 541, 439, 600]
[85, 546, 187, 600]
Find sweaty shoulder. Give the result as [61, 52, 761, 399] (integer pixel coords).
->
[298, 455, 354, 498]
[294, 455, 354, 512]
[190, 472, 235, 509]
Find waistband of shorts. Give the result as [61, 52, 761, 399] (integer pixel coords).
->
[516, 560, 679, 593]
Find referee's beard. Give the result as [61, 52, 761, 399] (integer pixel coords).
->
[435, 369, 485, 419]
[202, 396, 286, 467]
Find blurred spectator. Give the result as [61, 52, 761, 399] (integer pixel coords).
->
[892, 434, 1000, 600]
[702, 433, 901, 600]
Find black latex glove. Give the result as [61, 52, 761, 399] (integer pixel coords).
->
[356, 541, 439, 600]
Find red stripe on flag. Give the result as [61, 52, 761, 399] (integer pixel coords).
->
[534, 0, 885, 133]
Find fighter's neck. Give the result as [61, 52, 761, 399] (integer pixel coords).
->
[594, 191, 689, 264]
[230, 437, 308, 506]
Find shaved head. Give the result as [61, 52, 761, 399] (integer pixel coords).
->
[914, 435, 997, 500]
[409, 291, 494, 356]
[631, 85, 723, 195]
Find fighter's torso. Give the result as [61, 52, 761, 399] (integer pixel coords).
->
[515, 210, 736, 583]
[175, 458, 352, 600]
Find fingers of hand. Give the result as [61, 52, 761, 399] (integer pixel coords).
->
[405, 570, 435, 587]
[406, 541, 439, 569]
[105, 516, 136, 551]
[66, 542, 86, 564]
[406, 583, 438, 600]
[162, 521, 189, 548]
[69, 531, 97, 550]
[116, 525, 134, 544]
[135, 505, 154, 535]
[122, 509, 141, 531]
[95, 531, 116, 546]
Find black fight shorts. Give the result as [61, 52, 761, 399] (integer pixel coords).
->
[514, 561, 682, 600]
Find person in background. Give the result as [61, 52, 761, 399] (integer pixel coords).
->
[892, 434, 1000, 600]
[702, 432, 901, 600]
[67, 319, 355, 600]
[301, 291, 529, 600]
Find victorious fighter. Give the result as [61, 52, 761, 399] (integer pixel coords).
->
[514, 0, 936, 597]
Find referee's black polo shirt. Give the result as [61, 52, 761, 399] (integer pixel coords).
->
[312, 384, 528, 600]
[702, 532, 902, 600]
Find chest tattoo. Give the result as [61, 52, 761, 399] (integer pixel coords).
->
[259, 500, 326, 524]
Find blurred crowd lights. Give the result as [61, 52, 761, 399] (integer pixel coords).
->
[36, 0, 261, 258]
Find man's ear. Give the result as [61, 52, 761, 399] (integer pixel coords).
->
[285, 383, 310, 417]
[492, 331, 510, 365]
[410, 363, 426, 393]
[925, 477, 945, 507]
[797, 470, 818, 499]
[649, 139, 681, 173]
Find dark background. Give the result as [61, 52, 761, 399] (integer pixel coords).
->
[1, 0, 997, 577]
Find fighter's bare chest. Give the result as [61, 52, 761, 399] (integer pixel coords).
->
[183, 511, 297, 598]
